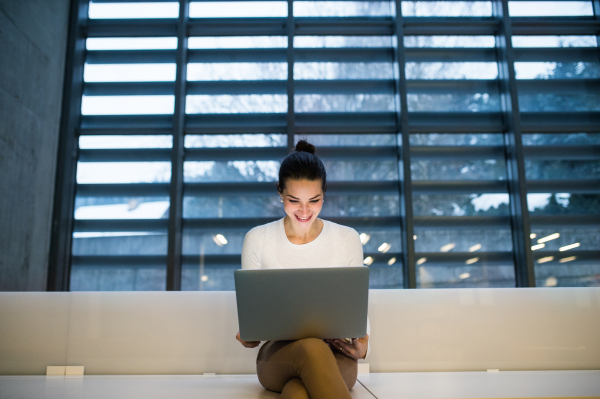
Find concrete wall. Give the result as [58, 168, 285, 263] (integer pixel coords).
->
[0, 0, 71, 290]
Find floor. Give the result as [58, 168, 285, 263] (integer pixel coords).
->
[0, 371, 598, 399]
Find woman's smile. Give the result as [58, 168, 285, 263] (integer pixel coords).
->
[294, 214, 312, 222]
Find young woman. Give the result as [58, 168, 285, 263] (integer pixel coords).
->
[236, 140, 370, 399]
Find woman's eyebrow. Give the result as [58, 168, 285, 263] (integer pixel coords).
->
[286, 194, 322, 200]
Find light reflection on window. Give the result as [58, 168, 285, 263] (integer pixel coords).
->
[81, 96, 175, 115]
[88, 2, 179, 19]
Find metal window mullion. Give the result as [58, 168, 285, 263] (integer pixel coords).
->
[394, 0, 416, 289]
[287, 0, 295, 152]
[48, 0, 88, 291]
[166, 0, 189, 291]
[493, 1, 534, 287]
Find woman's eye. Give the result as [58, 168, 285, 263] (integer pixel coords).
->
[310, 200, 320, 203]
[289, 200, 299, 203]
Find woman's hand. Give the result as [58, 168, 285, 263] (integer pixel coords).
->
[324, 334, 369, 360]
[236, 331, 261, 348]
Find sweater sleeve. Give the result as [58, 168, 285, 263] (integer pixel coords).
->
[241, 227, 262, 270]
[346, 229, 364, 267]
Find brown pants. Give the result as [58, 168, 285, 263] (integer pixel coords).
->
[256, 338, 358, 399]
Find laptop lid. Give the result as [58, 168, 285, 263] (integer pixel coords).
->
[235, 266, 369, 342]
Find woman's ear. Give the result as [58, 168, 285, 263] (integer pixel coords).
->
[276, 182, 282, 194]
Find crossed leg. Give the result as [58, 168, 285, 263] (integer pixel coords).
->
[257, 338, 358, 399]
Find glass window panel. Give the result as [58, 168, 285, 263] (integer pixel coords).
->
[404, 36, 495, 48]
[519, 93, 600, 112]
[528, 193, 600, 215]
[414, 228, 513, 252]
[185, 134, 286, 148]
[514, 62, 600, 79]
[72, 233, 168, 256]
[75, 198, 170, 220]
[418, 263, 516, 288]
[406, 62, 498, 79]
[183, 195, 281, 218]
[189, 1, 288, 17]
[530, 227, 600, 252]
[508, 1, 594, 16]
[294, 1, 394, 17]
[535, 260, 600, 287]
[326, 159, 399, 181]
[70, 266, 167, 291]
[414, 194, 510, 216]
[295, 36, 393, 48]
[295, 94, 395, 113]
[88, 2, 179, 19]
[184, 161, 280, 182]
[296, 134, 396, 147]
[411, 159, 507, 181]
[182, 264, 238, 291]
[188, 36, 287, 49]
[77, 162, 171, 184]
[408, 93, 500, 112]
[402, 1, 492, 17]
[523, 133, 600, 146]
[295, 62, 394, 80]
[320, 195, 400, 217]
[512, 36, 598, 48]
[84, 64, 176, 82]
[410, 133, 503, 146]
[186, 95, 287, 113]
[531, 225, 600, 287]
[86, 37, 178, 50]
[81, 96, 175, 115]
[187, 63, 287, 81]
[79, 135, 173, 149]
[525, 160, 600, 180]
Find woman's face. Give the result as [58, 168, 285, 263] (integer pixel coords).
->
[280, 179, 324, 229]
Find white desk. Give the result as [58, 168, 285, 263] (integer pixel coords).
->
[0, 371, 598, 399]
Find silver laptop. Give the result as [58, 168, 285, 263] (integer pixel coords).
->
[235, 267, 369, 342]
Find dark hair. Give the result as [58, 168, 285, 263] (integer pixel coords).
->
[277, 140, 327, 194]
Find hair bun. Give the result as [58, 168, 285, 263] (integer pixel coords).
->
[295, 139, 316, 155]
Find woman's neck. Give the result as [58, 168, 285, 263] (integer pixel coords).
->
[283, 216, 324, 245]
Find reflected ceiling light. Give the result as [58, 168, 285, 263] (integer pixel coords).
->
[531, 243, 545, 251]
[538, 233, 560, 244]
[440, 243, 455, 252]
[537, 256, 554, 264]
[213, 234, 228, 246]
[530, 233, 537, 239]
[413, 235, 417, 240]
[378, 243, 391, 253]
[545, 276, 557, 287]
[360, 233, 370, 245]
[465, 257, 479, 265]
[469, 243, 482, 252]
[559, 243, 580, 252]
[388, 257, 396, 265]
[201, 275, 209, 282]
[363, 256, 373, 266]
[416, 257, 427, 265]
[559, 256, 576, 263]
[459, 273, 470, 279]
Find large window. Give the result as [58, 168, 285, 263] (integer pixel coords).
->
[49, 0, 600, 291]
